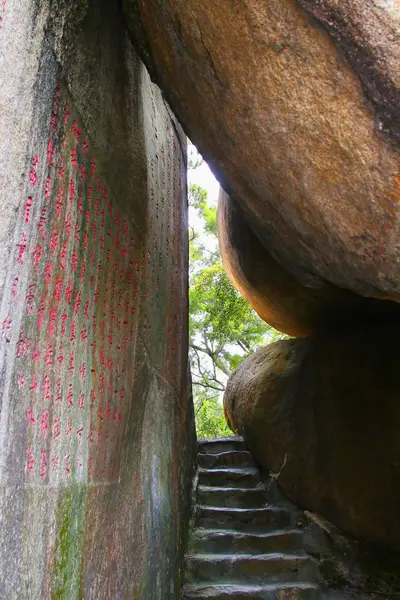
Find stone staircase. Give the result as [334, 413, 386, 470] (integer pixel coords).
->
[181, 437, 323, 600]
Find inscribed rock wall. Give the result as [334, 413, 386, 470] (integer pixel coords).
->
[0, 1, 195, 598]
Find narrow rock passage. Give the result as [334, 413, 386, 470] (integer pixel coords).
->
[181, 437, 322, 599]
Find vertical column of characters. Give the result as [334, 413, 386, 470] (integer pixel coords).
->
[142, 85, 157, 346]
[102, 186, 121, 481]
[142, 123, 157, 347]
[152, 154, 161, 310]
[168, 124, 181, 388]
[147, 159, 156, 326]
[157, 136, 172, 383]
[91, 176, 121, 481]
[88, 167, 107, 481]
[71, 114, 92, 481]
[87, 155, 101, 482]
[173, 137, 184, 391]
[44, 91, 72, 484]
[171, 135, 179, 390]
[101, 185, 112, 481]
[111, 209, 131, 473]
[166, 129, 176, 387]
[94, 176, 108, 481]
[104, 185, 120, 480]
[154, 141, 162, 314]
[55, 109, 83, 483]
[107, 212, 125, 481]
[76, 130, 92, 480]
[127, 225, 140, 380]
[23, 83, 64, 482]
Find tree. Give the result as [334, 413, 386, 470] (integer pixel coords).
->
[188, 142, 204, 170]
[187, 153, 286, 437]
[195, 397, 232, 439]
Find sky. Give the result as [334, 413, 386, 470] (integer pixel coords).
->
[188, 157, 219, 207]
[187, 148, 220, 243]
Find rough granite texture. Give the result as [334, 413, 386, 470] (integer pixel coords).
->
[224, 328, 400, 550]
[124, 0, 400, 302]
[0, 1, 195, 598]
[218, 189, 400, 336]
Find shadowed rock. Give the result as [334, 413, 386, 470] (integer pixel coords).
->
[218, 189, 400, 336]
[224, 327, 400, 549]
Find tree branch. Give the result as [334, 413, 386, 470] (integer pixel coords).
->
[193, 380, 225, 392]
[237, 338, 251, 355]
[190, 342, 231, 378]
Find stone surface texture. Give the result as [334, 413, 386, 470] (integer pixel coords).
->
[218, 190, 400, 337]
[181, 437, 323, 599]
[0, 1, 195, 598]
[224, 329, 400, 550]
[124, 0, 400, 303]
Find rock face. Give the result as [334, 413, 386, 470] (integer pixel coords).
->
[0, 1, 195, 598]
[218, 190, 400, 337]
[124, 0, 400, 302]
[224, 329, 400, 550]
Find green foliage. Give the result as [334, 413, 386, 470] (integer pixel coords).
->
[189, 263, 269, 376]
[189, 184, 217, 237]
[195, 396, 232, 439]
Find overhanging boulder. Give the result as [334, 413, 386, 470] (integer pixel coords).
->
[124, 0, 400, 302]
[218, 190, 400, 336]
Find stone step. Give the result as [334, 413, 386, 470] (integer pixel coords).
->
[198, 468, 261, 489]
[184, 552, 318, 585]
[198, 437, 245, 455]
[189, 529, 303, 555]
[196, 506, 292, 533]
[181, 582, 322, 599]
[197, 486, 266, 509]
[198, 451, 255, 469]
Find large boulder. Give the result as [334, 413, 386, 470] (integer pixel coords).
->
[224, 328, 400, 549]
[218, 190, 400, 336]
[124, 0, 400, 301]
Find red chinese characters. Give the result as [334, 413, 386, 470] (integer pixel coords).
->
[16, 231, 28, 265]
[29, 156, 39, 187]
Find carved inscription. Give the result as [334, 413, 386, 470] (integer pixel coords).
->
[3, 80, 186, 485]
[7, 84, 140, 483]
[145, 85, 186, 390]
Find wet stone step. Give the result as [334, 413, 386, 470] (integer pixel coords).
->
[197, 486, 267, 509]
[198, 437, 246, 455]
[181, 582, 322, 599]
[198, 468, 261, 489]
[189, 529, 303, 555]
[196, 506, 292, 534]
[198, 451, 255, 469]
[184, 553, 319, 585]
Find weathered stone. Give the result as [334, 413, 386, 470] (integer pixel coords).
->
[302, 511, 400, 599]
[182, 437, 323, 599]
[218, 190, 400, 336]
[0, 1, 195, 598]
[124, 0, 400, 301]
[224, 328, 400, 549]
